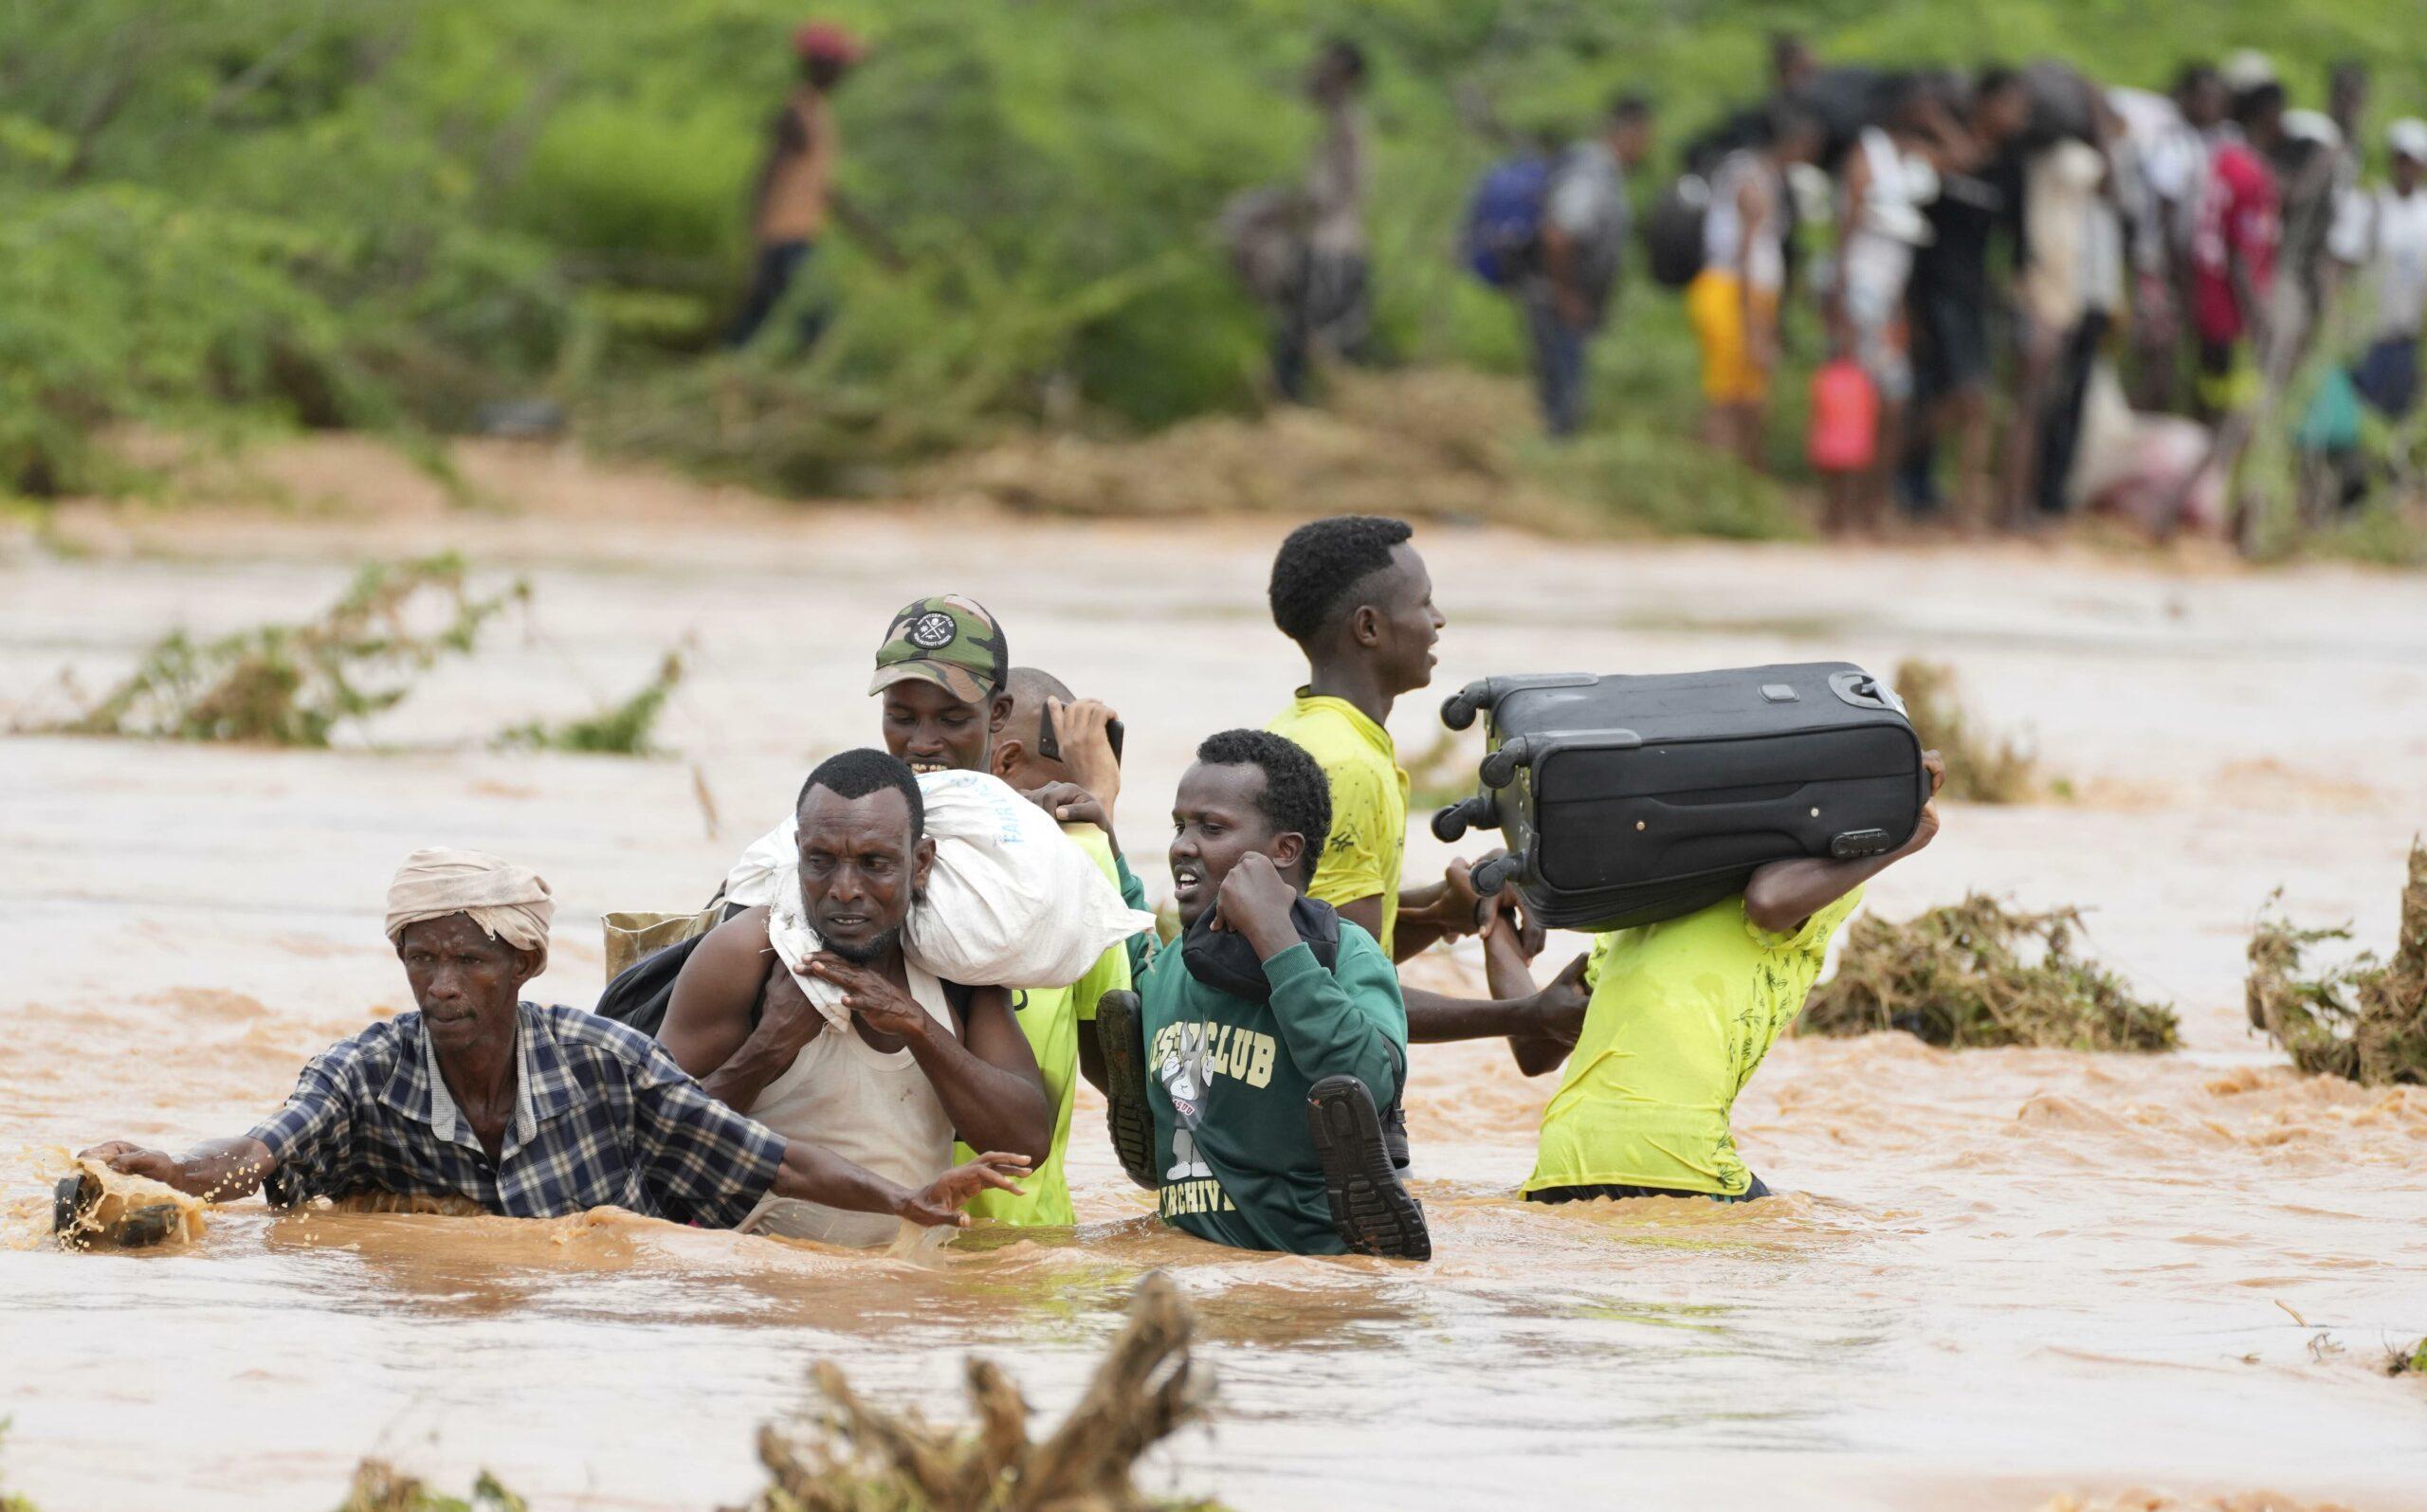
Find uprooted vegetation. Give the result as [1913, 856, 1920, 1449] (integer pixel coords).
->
[2246, 842, 2427, 1086]
[1891, 659, 2042, 804]
[1800, 895, 2180, 1052]
[50, 554, 525, 746]
[497, 649, 686, 756]
[328, 1272, 1214, 1512]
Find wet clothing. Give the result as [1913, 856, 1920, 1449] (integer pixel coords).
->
[956, 824, 1134, 1228]
[1268, 691, 1409, 959]
[739, 961, 959, 1248]
[1138, 920, 1406, 1255]
[250, 1003, 786, 1225]
[1524, 889, 1864, 1200]
[1528, 1173, 1773, 1205]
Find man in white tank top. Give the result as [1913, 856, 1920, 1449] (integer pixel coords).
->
[661, 750, 1052, 1248]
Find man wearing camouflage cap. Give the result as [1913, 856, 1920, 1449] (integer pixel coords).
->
[668, 594, 1141, 1231]
[868, 594, 1015, 774]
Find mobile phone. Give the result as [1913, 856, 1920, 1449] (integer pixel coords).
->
[1037, 707, 1123, 765]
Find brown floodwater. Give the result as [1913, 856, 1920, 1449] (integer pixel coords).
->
[3, 444, 2424, 1510]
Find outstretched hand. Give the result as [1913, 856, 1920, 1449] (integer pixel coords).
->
[76, 1141, 181, 1186]
[900, 1151, 1031, 1228]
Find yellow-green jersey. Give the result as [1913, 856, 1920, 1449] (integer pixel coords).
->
[1267, 691, 1409, 958]
[958, 823, 1133, 1227]
[1524, 887, 1865, 1198]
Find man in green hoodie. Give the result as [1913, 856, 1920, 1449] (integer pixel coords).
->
[1130, 728, 1426, 1259]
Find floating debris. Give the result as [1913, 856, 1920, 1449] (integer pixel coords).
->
[56, 553, 524, 746]
[2247, 841, 2427, 1086]
[733, 1270, 1215, 1512]
[1801, 895, 2180, 1051]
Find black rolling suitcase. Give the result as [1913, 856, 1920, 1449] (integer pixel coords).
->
[1431, 664, 1927, 933]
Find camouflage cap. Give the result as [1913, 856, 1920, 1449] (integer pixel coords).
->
[867, 593, 1009, 704]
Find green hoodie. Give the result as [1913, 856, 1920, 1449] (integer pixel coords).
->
[1137, 922, 1406, 1255]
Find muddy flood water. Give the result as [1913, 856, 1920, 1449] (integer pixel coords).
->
[3, 441, 2423, 1511]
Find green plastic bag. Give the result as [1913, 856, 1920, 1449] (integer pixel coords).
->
[2297, 366, 2363, 454]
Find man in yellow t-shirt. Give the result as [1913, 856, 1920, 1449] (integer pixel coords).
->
[958, 666, 1140, 1228]
[1264, 516, 1591, 1057]
[1486, 752, 1944, 1200]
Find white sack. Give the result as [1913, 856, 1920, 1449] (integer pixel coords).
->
[725, 770, 1153, 1026]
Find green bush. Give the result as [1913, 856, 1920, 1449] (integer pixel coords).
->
[4, 0, 2424, 510]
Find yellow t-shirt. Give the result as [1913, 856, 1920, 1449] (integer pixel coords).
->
[1267, 692, 1409, 958]
[1524, 887, 1864, 1198]
[959, 823, 1131, 1228]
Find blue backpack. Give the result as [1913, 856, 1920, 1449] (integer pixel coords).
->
[1461, 155, 1553, 288]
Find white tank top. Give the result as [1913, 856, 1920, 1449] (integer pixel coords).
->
[738, 961, 959, 1248]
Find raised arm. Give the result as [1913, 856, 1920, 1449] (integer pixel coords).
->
[1743, 750, 1944, 933]
[803, 959, 1052, 1164]
[1215, 853, 1403, 1101]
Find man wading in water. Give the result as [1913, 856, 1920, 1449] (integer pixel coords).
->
[1132, 730, 1423, 1258]
[1487, 754, 1946, 1204]
[672, 596, 1136, 1230]
[76, 848, 1026, 1229]
[661, 751, 1053, 1248]
[1264, 516, 1591, 1166]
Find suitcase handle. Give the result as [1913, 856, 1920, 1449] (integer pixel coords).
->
[1430, 792, 1500, 842]
[1477, 737, 1533, 789]
[1440, 681, 1490, 732]
[1470, 848, 1528, 897]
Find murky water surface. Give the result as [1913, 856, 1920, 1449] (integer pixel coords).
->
[3, 465, 2424, 1509]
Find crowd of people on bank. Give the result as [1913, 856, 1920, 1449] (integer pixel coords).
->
[718, 23, 2420, 546]
[1237, 36, 2427, 544]
[77, 516, 1944, 1261]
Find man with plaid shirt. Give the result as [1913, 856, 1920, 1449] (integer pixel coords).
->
[79, 848, 1028, 1231]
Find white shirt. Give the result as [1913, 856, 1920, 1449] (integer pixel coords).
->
[2336, 186, 2427, 337]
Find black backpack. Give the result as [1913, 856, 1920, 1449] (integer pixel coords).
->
[1643, 174, 1710, 289]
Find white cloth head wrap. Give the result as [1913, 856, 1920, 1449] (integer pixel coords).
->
[384, 847, 555, 967]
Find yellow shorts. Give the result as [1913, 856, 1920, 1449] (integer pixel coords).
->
[1688, 269, 1780, 405]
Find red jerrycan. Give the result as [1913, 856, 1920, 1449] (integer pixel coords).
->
[1807, 358, 1880, 473]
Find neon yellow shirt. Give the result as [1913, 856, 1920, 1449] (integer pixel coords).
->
[1525, 887, 1864, 1198]
[959, 823, 1131, 1228]
[1268, 692, 1408, 958]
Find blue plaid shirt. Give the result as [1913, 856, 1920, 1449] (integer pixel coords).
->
[246, 1002, 788, 1226]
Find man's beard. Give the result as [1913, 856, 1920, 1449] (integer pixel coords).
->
[820, 922, 903, 965]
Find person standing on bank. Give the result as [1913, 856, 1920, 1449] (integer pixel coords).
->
[730, 23, 864, 349]
[1523, 95, 1657, 438]
[1271, 38, 1373, 402]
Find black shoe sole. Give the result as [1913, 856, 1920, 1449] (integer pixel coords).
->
[1094, 990, 1159, 1192]
[1306, 1075, 1431, 1262]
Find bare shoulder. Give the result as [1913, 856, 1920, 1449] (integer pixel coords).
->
[673, 908, 776, 1005]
